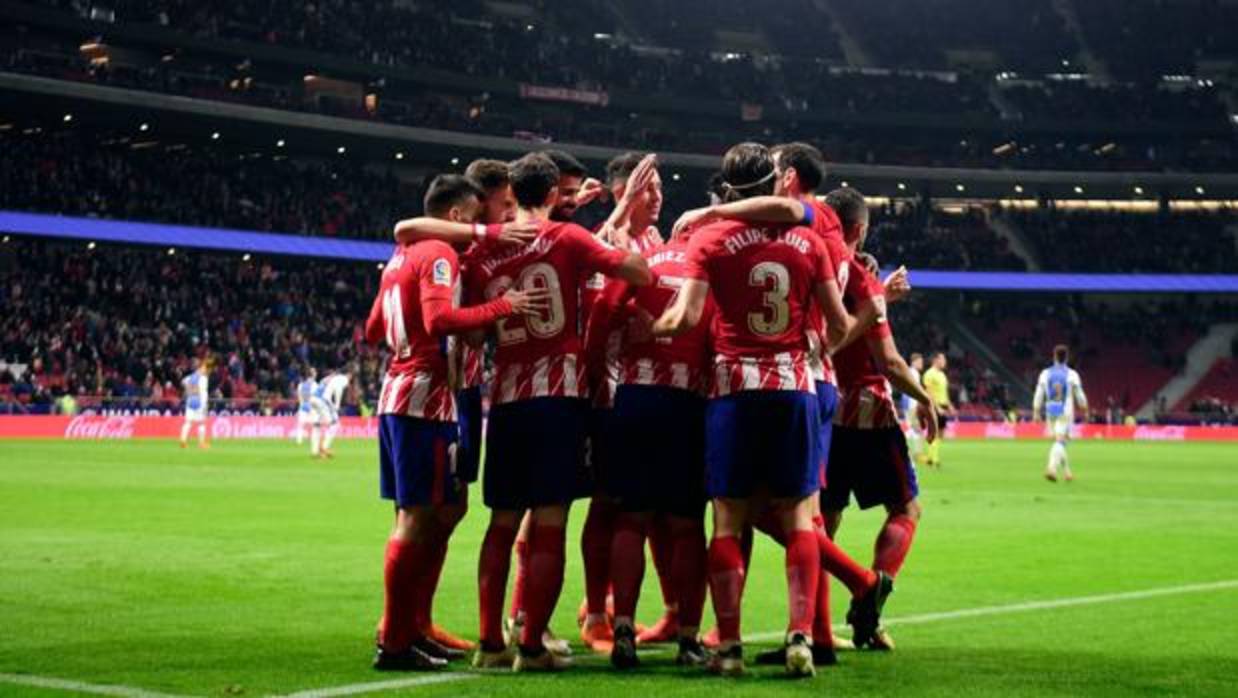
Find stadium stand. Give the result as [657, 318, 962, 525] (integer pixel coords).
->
[0, 238, 383, 413]
[3, 1, 1235, 170]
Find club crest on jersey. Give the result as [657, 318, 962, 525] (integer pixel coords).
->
[432, 258, 452, 286]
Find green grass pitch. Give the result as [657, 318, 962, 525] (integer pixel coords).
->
[1, 438, 1236, 697]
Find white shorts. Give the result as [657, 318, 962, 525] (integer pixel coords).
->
[297, 407, 315, 426]
[184, 408, 207, 423]
[309, 397, 338, 426]
[1048, 415, 1073, 440]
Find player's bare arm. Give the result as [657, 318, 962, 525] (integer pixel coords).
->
[831, 295, 886, 354]
[671, 196, 806, 238]
[814, 277, 857, 348]
[393, 217, 538, 246]
[870, 333, 940, 443]
[651, 278, 709, 337]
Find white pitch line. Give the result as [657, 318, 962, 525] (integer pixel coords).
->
[7, 579, 1235, 698]
[747, 578, 1238, 641]
[274, 672, 477, 698]
[0, 673, 196, 698]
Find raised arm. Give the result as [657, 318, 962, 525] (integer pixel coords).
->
[393, 217, 538, 246]
[672, 196, 808, 237]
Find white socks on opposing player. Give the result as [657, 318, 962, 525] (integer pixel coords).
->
[294, 425, 305, 445]
[180, 423, 207, 447]
[1047, 441, 1070, 478]
[324, 424, 338, 451]
[310, 426, 322, 456]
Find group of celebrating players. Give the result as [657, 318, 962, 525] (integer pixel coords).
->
[362, 141, 942, 679]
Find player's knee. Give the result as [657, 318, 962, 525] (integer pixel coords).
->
[530, 505, 568, 527]
[437, 503, 467, 532]
[892, 498, 922, 522]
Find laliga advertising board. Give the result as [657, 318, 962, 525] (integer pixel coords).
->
[0, 415, 380, 440]
[0, 416, 1235, 441]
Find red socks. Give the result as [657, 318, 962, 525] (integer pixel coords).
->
[508, 538, 529, 621]
[478, 524, 517, 649]
[648, 516, 678, 613]
[708, 535, 745, 644]
[874, 514, 918, 577]
[380, 537, 424, 652]
[817, 528, 877, 597]
[419, 533, 449, 632]
[671, 519, 707, 630]
[810, 515, 832, 645]
[610, 514, 647, 621]
[785, 530, 820, 636]
[581, 499, 617, 616]
[521, 524, 567, 648]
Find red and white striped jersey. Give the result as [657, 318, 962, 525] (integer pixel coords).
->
[586, 236, 715, 396]
[833, 267, 898, 429]
[366, 241, 458, 422]
[800, 198, 846, 386]
[465, 220, 629, 405]
[581, 226, 664, 407]
[684, 219, 836, 397]
[451, 248, 488, 391]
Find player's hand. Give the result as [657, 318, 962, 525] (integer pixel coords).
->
[503, 287, 552, 316]
[921, 402, 940, 443]
[883, 265, 910, 303]
[576, 177, 607, 207]
[858, 252, 880, 276]
[624, 307, 656, 344]
[495, 221, 540, 245]
[672, 206, 717, 238]
[621, 154, 659, 204]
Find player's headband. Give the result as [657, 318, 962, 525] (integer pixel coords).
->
[722, 170, 776, 193]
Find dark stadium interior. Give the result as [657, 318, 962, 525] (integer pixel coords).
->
[1, 0, 1235, 423]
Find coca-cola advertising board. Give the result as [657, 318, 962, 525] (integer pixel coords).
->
[0, 415, 380, 440]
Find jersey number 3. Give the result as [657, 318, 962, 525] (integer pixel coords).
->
[748, 261, 791, 336]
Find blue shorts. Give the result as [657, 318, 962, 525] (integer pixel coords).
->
[816, 381, 839, 489]
[610, 384, 707, 518]
[456, 386, 483, 484]
[483, 396, 588, 510]
[705, 390, 820, 500]
[822, 425, 919, 511]
[378, 414, 462, 508]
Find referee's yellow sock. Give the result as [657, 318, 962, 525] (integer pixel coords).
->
[927, 440, 940, 466]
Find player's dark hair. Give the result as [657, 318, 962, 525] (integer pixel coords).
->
[772, 142, 827, 193]
[706, 172, 727, 202]
[509, 153, 562, 208]
[720, 142, 775, 202]
[606, 152, 646, 186]
[1054, 344, 1070, 363]
[823, 187, 868, 229]
[541, 149, 587, 178]
[464, 159, 510, 193]
[423, 174, 485, 218]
